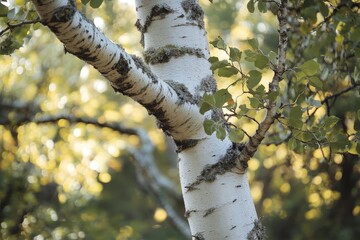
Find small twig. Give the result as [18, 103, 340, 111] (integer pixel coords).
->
[321, 83, 360, 105]
[0, 19, 41, 37]
[241, 114, 260, 126]
[236, 0, 288, 172]
[315, 2, 360, 30]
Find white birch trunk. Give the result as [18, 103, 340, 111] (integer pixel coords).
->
[31, 0, 259, 239]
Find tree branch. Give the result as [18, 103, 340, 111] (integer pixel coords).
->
[235, 0, 288, 173]
[0, 103, 188, 235]
[321, 83, 360, 105]
[0, 19, 41, 37]
[30, 0, 204, 139]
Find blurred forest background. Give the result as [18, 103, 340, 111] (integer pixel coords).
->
[0, 0, 359, 239]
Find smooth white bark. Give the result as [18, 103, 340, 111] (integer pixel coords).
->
[135, 1, 258, 239]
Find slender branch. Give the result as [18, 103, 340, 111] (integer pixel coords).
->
[315, 2, 360, 29]
[0, 19, 41, 37]
[321, 83, 360, 105]
[235, 0, 288, 173]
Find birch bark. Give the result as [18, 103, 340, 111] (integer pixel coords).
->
[31, 0, 259, 239]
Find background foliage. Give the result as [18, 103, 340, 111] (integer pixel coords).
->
[0, 0, 359, 239]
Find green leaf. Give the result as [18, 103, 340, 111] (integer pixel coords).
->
[255, 54, 269, 69]
[330, 133, 350, 152]
[288, 137, 298, 151]
[199, 102, 213, 114]
[255, 85, 266, 96]
[319, 1, 329, 17]
[203, 119, 216, 135]
[293, 71, 306, 81]
[218, 66, 238, 78]
[229, 128, 244, 143]
[248, 38, 259, 50]
[299, 59, 320, 76]
[229, 47, 242, 62]
[289, 106, 303, 119]
[238, 104, 249, 115]
[258, 0, 267, 13]
[202, 93, 216, 106]
[298, 132, 313, 142]
[214, 89, 232, 108]
[268, 51, 277, 63]
[355, 143, 360, 154]
[247, 0, 255, 13]
[267, 91, 279, 102]
[244, 50, 257, 62]
[249, 97, 260, 109]
[0, 34, 23, 55]
[289, 106, 303, 129]
[208, 56, 219, 64]
[0, 2, 8, 17]
[210, 36, 226, 50]
[216, 126, 226, 140]
[90, 0, 104, 8]
[309, 76, 323, 89]
[357, 109, 360, 121]
[210, 60, 229, 71]
[247, 70, 262, 89]
[324, 116, 339, 130]
[81, 0, 91, 4]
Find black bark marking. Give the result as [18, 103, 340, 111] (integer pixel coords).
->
[181, 0, 205, 28]
[113, 54, 131, 76]
[203, 207, 216, 217]
[49, 4, 76, 23]
[193, 232, 205, 240]
[131, 54, 158, 83]
[177, 116, 192, 129]
[247, 219, 267, 240]
[111, 79, 133, 94]
[184, 209, 197, 218]
[230, 225, 237, 230]
[135, 4, 174, 46]
[143, 44, 205, 65]
[185, 143, 246, 191]
[174, 139, 200, 152]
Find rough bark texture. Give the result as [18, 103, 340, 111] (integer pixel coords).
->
[31, 0, 259, 239]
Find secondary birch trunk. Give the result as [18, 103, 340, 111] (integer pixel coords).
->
[31, 0, 259, 238]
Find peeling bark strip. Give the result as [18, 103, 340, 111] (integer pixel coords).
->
[143, 44, 205, 64]
[185, 143, 245, 191]
[198, 75, 217, 93]
[135, 4, 174, 46]
[181, 0, 205, 28]
[164, 80, 198, 105]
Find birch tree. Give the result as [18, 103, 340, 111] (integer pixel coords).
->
[1, 0, 360, 239]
